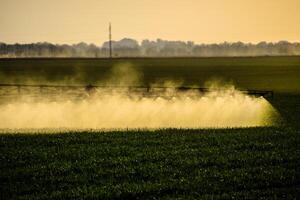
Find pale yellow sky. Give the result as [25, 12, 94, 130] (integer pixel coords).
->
[0, 0, 300, 44]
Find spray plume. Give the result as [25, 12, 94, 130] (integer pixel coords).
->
[0, 63, 278, 130]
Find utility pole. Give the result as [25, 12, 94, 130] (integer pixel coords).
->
[109, 22, 112, 58]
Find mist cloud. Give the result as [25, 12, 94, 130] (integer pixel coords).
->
[0, 64, 279, 130]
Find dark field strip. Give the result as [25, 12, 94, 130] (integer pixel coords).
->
[1, 56, 300, 92]
[0, 127, 299, 199]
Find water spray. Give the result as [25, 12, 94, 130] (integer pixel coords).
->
[0, 64, 279, 130]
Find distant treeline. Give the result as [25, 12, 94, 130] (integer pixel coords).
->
[1, 39, 300, 57]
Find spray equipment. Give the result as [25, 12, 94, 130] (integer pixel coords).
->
[0, 83, 274, 98]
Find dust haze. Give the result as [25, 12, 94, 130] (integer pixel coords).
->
[0, 64, 279, 130]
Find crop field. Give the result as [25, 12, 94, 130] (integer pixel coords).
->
[0, 57, 300, 199]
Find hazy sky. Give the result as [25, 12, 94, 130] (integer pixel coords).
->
[1, 0, 300, 44]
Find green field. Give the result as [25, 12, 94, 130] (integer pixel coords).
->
[0, 57, 300, 199]
[1, 126, 299, 199]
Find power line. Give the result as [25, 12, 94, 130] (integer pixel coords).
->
[109, 22, 112, 58]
